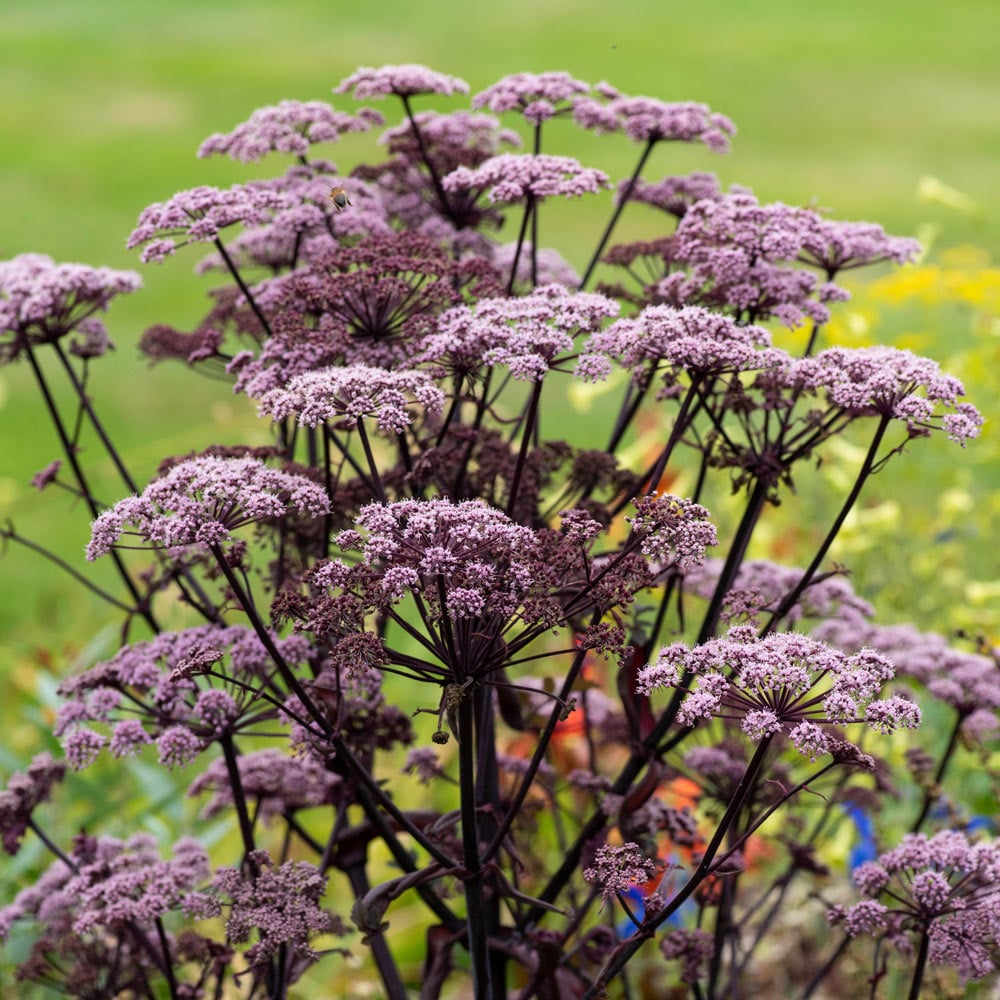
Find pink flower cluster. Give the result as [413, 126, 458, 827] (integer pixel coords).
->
[87, 456, 330, 559]
[0, 833, 209, 941]
[583, 842, 663, 905]
[257, 363, 446, 432]
[577, 303, 775, 382]
[0, 253, 140, 359]
[473, 71, 591, 124]
[421, 283, 619, 380]
[837, 830, 1000, 982]
[54, 624, 312, 769]
[126, 183, 291, 263]
[198, 99, 384, 162]
[335, 64, 469, 100]
[787, 346, 983, 444]
[573, 88, 736, 151]
[637, 626, 920, 755]
[443, 153, 610, 204]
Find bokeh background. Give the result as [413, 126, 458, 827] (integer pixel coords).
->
[3, 0, 998, 707]
[1, 2, 999, 993]
[2, 0, 998, 726]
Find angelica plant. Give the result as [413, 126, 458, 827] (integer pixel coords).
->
[0, 63, 992, 1000]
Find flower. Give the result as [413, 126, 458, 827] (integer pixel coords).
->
[667, 190, 835, 326]
[335, 64, 469, 100]
[420, 283, 619, 381]
[838, 831, 1000, 983]
[573, 90, 735, 151]
[55, 624, 313, 768]
[473, 72, 591, 124]
[0, 833, 210, 940]
[126, 183, 290, 263]
[198, 99, 384, 162]
[637, 626, 919, 756]
[0, 253, 140, 362]
[800, 219, 921, 274]
[584, 842, 663, 906]
[256, 364, 446, 432]
[86, 456, 329, 559]
[577, 303, 775, 383]
[787, 346, 983, 444]
[442, 153, 610, 205]
[0, 753, 67, 855]
[191, 851, 339, 970]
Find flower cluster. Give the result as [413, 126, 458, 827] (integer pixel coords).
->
[54, 625, 312, 769]
[421, 283, 619, 380]
[335, 64, 469, 100]
[0, 753, 67, 855]
[257, 363, 446, 432]
[835, 831, 1000, 982]
[186, 851, 338, 970]
[442, 153, 610, 204]
[0, 253, 141, 361]
[577, 303, 775, 383]
[573, 87, 736, 151]
[786, 346, 983, 444]
[126, 183, 291, 263]
[0, 833, 209, 942]
[473, 71, 591, 125]
[637, 626, 920, 754]
[86, 456, 329, 559]
[198, 99, 384, 162]
[583, 842, 663, 906]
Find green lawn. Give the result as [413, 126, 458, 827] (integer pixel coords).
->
[2, 0, 997, 646]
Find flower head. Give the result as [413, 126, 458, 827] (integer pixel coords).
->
[420, 283, 619, 381]
[443, 153, 610, 205]
[335, 64, 469, 100]
[787, 346, 982, 444]
[473, 72, 591, 124]
[198, 100, 384, 162]
[839, 831, 1000, 982]
[577, 304, 774, 383]
[257, 364, 446, 432]
[573, 91, 735, 151]
[87, 456, 329, 559]
[0, 753, 68, 856]
[637, 627, 918, 756]
[0, 254, 140, 362]
[127, 183, 291, 263]
[800, 219, 921, 274]
[584, 842, 663, 906]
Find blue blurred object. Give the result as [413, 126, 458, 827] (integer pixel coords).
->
[844, 803, 877, 872]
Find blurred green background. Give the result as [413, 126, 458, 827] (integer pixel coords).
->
[1, 0, 997, 664]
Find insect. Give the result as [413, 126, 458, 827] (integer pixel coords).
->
[328, 186, 351, 212]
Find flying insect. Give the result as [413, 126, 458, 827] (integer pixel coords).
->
[329, 186, 351, 212]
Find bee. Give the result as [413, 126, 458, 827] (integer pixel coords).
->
[328, 186, 351, 212]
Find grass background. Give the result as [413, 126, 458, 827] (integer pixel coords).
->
[1, 3, 998, 993]
[1, 0, 996, 676]
[1, 0, 997, 672]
